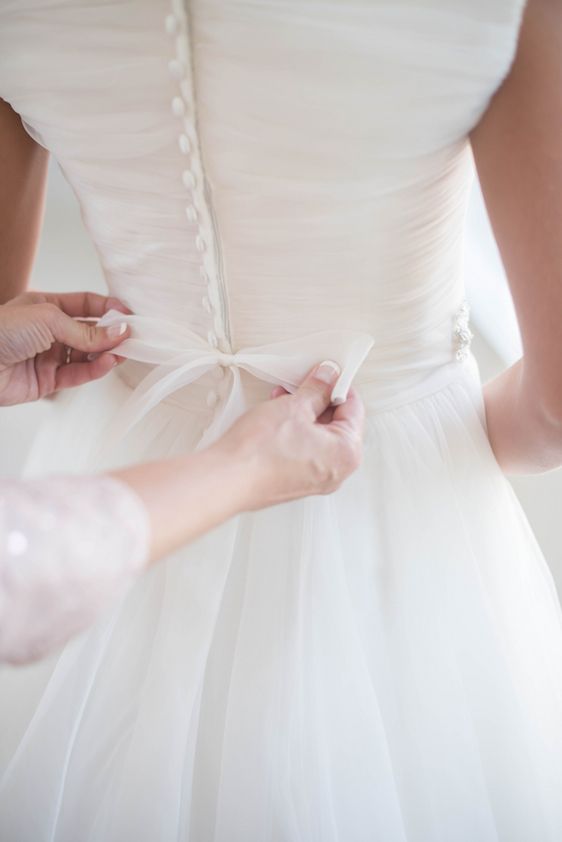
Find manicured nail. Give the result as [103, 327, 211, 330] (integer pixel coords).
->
[106, 322, 127, 338]
[315, 360, 341, 383]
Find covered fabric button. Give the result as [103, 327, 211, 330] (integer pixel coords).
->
[202, 296, 212, 313]
[164, 13, 179, 35]
[186, 204, 198, 223]
[178, 134, 191, 155]
[207, 331, 218, 348]
[182, 170, 196, 190]
[171, 96, 186, 117]
[195, 234, 206, 252]
[168, 59, 185, 79]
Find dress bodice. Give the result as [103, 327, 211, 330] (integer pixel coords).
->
[6, 12, 562, 840]
[0, 0, 526, 414]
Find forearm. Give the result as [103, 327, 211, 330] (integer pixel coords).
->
[110, 442, 255, 564]
[469, 1, 562, 473]
[0, 98, 49, 303]
[0, 449, 252, 664]
[0, 361, 359, 665]
[482, 357, 562, 475]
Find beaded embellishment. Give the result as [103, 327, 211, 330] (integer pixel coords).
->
[453, 299, 474, 362]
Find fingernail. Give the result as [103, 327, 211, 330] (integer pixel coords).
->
[87, 352, 98, 361]
[315, 360, 340, 383]
[106, 322, 127, 339]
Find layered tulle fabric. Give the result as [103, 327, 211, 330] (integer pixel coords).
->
[2, 354, 562, 842]
[3, 0, 561, 840]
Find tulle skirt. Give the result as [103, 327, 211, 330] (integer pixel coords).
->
[1, 351, 562, 842]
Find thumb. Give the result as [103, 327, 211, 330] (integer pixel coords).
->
[47, 307, 129, 354]
[294, 360, 341, 419]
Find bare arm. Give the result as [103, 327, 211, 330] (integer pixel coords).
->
[1, 365, 364, 664]
[0, 98, 48, 303]
[469, 0, 562, 474]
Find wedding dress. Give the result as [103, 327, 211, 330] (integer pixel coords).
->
[2, 0, 562, 839]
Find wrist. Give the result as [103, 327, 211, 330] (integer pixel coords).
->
[483, 364, 562, 474]
[204, 437, 259, 514]
[204, 437, 261, 515]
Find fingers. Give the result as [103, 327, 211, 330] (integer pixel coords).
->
[56, 342, 125, 367]
[39, 291, 132, 319]
[293, 360, 341, 418]
[54, 352, 119, 391]
[329, 387, 365, 437]
[41, 304, 130, 354]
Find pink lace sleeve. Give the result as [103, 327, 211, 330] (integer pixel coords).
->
[0, 475, 150, 665]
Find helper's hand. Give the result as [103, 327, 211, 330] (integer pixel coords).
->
[0, 291, 131, 406]
[216, 361, 366, 507]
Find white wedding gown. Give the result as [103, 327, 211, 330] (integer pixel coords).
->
[2, 1, 562, 839]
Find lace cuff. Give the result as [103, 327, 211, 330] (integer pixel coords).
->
[0, 474, 150, 664]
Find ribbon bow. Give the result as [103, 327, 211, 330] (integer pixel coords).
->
[98, 310, 375, 449]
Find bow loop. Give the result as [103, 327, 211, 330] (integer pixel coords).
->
[97, 310, 375, 448]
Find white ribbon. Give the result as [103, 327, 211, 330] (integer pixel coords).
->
[97, 310, 375, 449]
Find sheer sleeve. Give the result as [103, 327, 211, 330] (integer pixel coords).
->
[0, 475, 150, 665]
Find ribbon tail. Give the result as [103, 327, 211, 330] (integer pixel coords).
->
[328, 334, 375, 404]
[238, 332, 375, 404]
[98, 309, 209, 361]
[96, 354, 218, 456]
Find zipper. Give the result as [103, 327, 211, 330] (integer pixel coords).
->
[203, 173, 232, 353]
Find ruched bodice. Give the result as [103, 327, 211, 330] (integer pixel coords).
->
[0, 0, 526, 401]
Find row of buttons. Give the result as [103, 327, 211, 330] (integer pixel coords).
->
[165, 2, 228, 414]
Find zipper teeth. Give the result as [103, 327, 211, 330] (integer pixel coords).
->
[203, 176, 232, 351]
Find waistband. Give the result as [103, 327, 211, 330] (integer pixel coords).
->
[97, 299, 477, 449]
[358, 351, 481, 416]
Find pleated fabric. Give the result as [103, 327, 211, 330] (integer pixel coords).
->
[3, 1, 562, 840]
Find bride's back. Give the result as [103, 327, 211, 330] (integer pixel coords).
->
[0, 0, 526, 392]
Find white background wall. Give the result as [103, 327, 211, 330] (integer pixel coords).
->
[2, 160, 561, 596]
